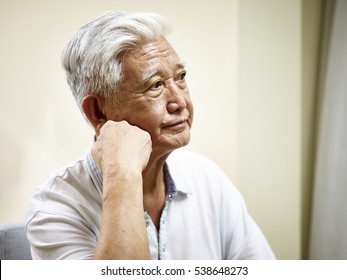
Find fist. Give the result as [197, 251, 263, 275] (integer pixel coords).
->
[92, 120, 152, 176]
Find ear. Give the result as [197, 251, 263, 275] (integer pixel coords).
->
[82, 94, 107, 128]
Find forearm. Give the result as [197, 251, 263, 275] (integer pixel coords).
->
[93, 171, 150, 259]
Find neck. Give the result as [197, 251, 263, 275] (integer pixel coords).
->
[142, 154, 168, 196]
[142, 153, 170, 229]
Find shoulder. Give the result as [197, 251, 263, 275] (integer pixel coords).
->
[36, 158, 93, 199]
[167, 148, 238, 198]
[167, 148, 222, 174]
[26, 158, 100, 225]
[25, 158, 100, 259]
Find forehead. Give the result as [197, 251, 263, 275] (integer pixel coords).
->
[122, 37, 181, 78]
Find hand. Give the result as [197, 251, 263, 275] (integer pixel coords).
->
[92, 120, 152, 177]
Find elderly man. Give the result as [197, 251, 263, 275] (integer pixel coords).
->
[26, 11, 275, 260]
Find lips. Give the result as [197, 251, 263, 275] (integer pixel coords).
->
[162, 118, 189, 129]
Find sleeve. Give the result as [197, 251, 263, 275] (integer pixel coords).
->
[26, 211, 97, 260]
[25, 169, 100, 260]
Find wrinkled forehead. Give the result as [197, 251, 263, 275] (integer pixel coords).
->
[121, 37, 182, 79]
[128, 37, 177, 60]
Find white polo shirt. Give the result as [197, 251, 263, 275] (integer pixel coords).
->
[26, 147, 275, 260]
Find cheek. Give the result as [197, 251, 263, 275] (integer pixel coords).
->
[128, 100, 167, 130]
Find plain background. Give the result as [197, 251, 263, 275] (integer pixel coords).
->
[0, 0, 322, 259]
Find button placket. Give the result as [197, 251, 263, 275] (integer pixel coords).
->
[158, 203, 169, 260]
[144, 211, 159, 260]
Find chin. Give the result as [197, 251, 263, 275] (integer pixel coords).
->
[154, 135, 191, 156]
[170, 136, 191, 151]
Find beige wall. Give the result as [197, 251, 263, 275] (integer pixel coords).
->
[237, 0, 321, 259]
[238, 0, 301, 259]
[0, 0, 320, 259]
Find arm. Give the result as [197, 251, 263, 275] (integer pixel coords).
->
[92, 120, 152, 259]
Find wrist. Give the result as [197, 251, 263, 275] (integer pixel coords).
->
[102, 168, 143, 202]
[102, 164, 142, 178]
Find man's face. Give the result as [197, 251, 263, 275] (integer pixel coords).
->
[105, 37, 193, 156]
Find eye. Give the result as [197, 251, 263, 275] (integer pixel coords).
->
[177, 71, 186, 82]
[150, 80, 164, 91]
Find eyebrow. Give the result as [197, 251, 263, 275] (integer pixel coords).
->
[138, 61, 186, 86]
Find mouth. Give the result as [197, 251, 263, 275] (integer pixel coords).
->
[162, 119, 189, 130]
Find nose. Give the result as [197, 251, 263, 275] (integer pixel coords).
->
[166, 82, 188, 113]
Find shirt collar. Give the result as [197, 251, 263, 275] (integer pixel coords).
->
[165, 157, 193, 197]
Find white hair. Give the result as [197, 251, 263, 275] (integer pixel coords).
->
[61, 11, 172, 117]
